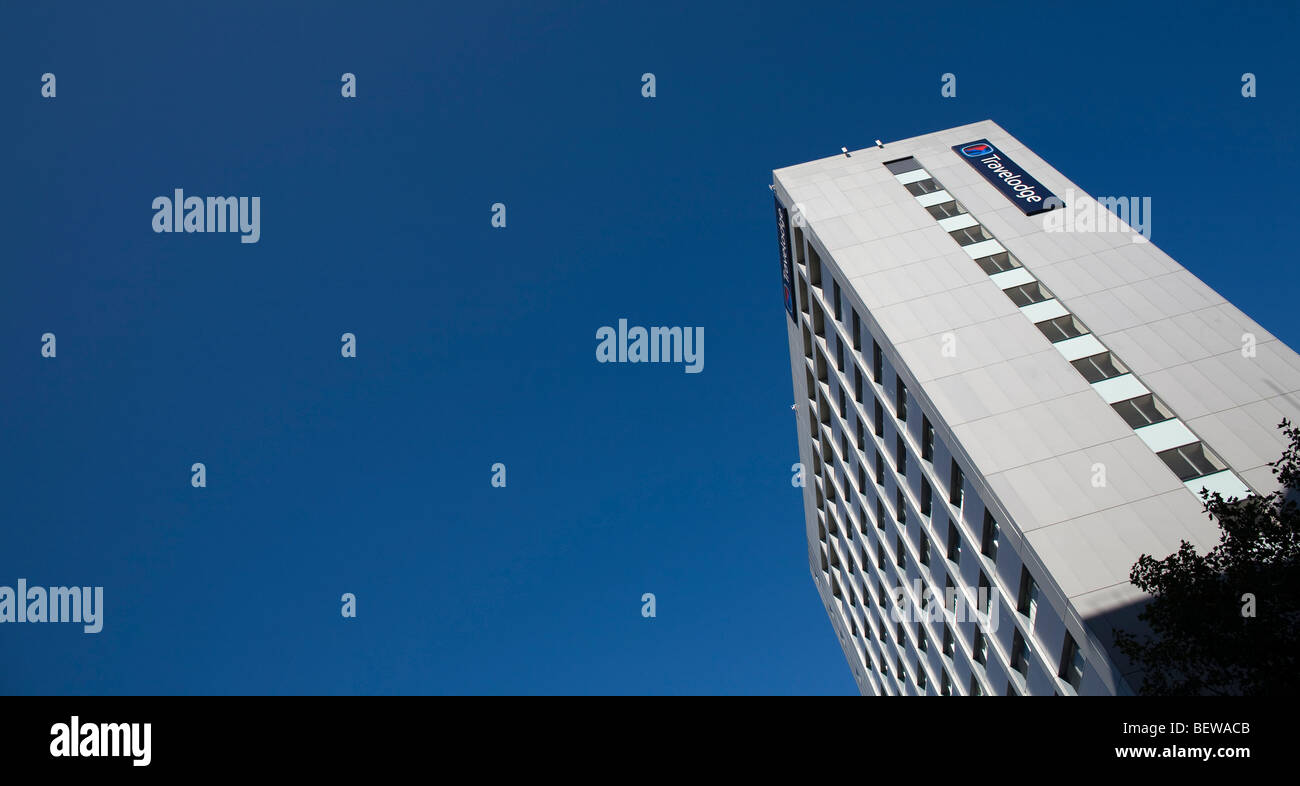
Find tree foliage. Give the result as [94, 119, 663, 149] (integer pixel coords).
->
[1115, 420, 1300, 695]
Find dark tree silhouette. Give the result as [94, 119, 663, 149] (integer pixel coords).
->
[1115, 420, 1300, 695]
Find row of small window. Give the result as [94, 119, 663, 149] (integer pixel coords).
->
[797, 234, 865, 349]
[798, 209, 995, 543]
[814, 399, 1037, 650]
[837, 559, 1084, 694]
[839, 576, 987, 693]
[798, 234, 1079, 690]
[800, 245, 998, 536]
[811, 402, 957, 540]
[813, 366, 1067, 687]
[828, 504, 1044, 667]
[826, 481, 1084, 694]
[888, 158, 1232, 486]
[821, 443, 1087, 694]
[805, 306, 964, 516]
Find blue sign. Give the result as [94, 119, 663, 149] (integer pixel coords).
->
[775, 197, 796, 321]
[952, 139, 1060, 216]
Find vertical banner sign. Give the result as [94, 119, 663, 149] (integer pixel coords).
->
[952, 139, 1060, 216]
[775, 197, 796, 322]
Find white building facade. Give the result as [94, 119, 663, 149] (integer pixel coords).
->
[773, 120, 1300, 695]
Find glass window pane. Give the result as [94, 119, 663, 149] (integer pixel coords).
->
[1157, 442, 1225, 481]
[885, 158, 922, 175]
[905, 178, 940, 196]
[1036, 314, 1085, 343]
[1071, 352, 1128, 383]
[1005, 281, 1052, 307]
[1112, 394, 1174, 429]
[975, 251, 1022, 274]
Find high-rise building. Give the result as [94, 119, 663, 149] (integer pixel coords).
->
[773, 120, 1300, 695]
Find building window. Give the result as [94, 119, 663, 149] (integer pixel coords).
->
[973, 629, 988, 665]
[896, 620, 904, 644]
[1036, 314, 1087, 343]
[1011, 629, 1030, 676]
[980, 510, 999, 561]
[941, 669, 952, 696]
[874, 399, 884, 437]
[974, 251, 1022, 275]
[920, 478, 932, 518]
[872, 341, 883, 383]
[1112, 394, 1175, 429]
[978, 572, 992, 614]
[918, 625, 928, 652]
[949, 224, 995, 246]
[875, 451, 884, 486]
[1158, 442, 1227, 481]
[856, 418, 866, 451]
[896, 489, 906, 526]
[904, 178, 941, 196]
[854, 366, 864, 404]
[1059, 634, 1085, 690]
[895, 534, 905, 568]
[946, 522, 961, 562]
[885, 157, 922, 175]
[1071, 351, 1128, 383]
[836, 339, 845, 374]
[921, 416, 934, 462]
[838, 387, 847, 420]
[852, 310, 861, 351]
[944, 576, 956, 612]
[1003, 280, 1053, 307]
[833, 279, 842, 321]
[920, 531, 931, 566]
[895, 434, 906, 475]
[895, 377, 908, 421]
[949, 460, 964, 507]
[876, 498, 885, 530]
[858, 462, 867, 492]
[970, 675, 984, 696]
[1006, 681, 1019, 696]
[877, 542, 886, 569]
[925, 199, 966, 220]
[1017, 567, 1040, 623]
[917, 667, 927, 690]
[942, 624, 954, 656]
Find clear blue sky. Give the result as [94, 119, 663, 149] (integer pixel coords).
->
[1, 1, 1295, 694]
